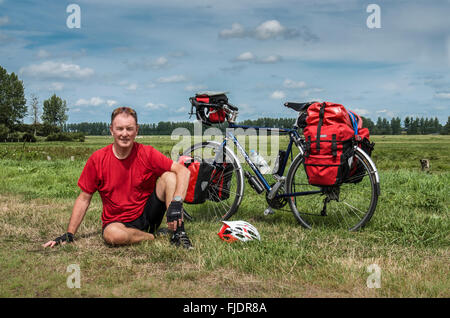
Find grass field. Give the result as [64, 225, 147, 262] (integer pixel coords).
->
[0, 134, 449, 298]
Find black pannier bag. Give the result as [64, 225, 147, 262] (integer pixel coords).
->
[208, 162, 234, 201]
[346, 132, 375, 184]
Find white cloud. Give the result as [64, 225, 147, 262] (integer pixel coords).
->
[19, 61, 94, 79]
[75, 97, 105, 106]
[352, 108, 370, 116]
[146, 102, 167, 110]
[219, 19, 317, 42]
[234, 52, 282, 64]
[36, 49, 51, 59]
[219, 23, 245, 38]
[435, 92, 450, 99]
[154, 56, 168, 67]
[125, 56, 170, 70]
[157, 75, 187, 83]
[49, 82, 64, 91]
[270, 90, 286, 99]
[107, 100, 118, 107]
[234, 51, 255, 62]
[257, 55, 282, 64]
[283, 79, 306, 89]
[117, 81, 138, 91]
[376, 109, 395, 117]
[254, 20, 285, 40]
[126, 83, 138, 91]
[175, 106, 187, 113]
[0, 16, 9, 26]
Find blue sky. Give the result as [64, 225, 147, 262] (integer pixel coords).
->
[0, 0, 449, 124]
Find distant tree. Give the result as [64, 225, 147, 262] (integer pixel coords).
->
[424, 118, 435, 134]
[433, 117, 441, 134]
[374, 117, 383, 135]
[360, 116, 375, 132]
[408, 117, 419, 135]
[42, 94, 68, 128]
[0, 65, 27, 131]
[383, 118, 392, 134]
[0, 124, 9, 140]
[441, 116, 450, 135]
[404, 116, 410, 132]
[419, 117, 425, 134]
[390, 117, 402, 135]
[29, 94, 40, 136]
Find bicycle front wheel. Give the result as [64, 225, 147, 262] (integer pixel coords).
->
[182, 141, 245, 222]
[286, 148, 380, 231]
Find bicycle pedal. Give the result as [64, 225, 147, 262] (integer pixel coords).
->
[264, 207, 275, 215]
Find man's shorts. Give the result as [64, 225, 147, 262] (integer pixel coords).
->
[103, 191, 166, 235]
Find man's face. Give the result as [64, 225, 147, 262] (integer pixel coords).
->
[110, 113, 139, 149]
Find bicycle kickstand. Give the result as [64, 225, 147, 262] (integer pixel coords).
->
[321, 197, 330, 216]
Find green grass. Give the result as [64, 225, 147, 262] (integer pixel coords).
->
[0, 135, 449, 297]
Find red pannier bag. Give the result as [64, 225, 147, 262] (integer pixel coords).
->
[208, 162, 234, 201]
[195, 93, 228, 123]
[178, 155, 215, 204]
[303, 102, 356, 186]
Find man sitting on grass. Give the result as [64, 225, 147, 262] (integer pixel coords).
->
[43, 106, 193, 249]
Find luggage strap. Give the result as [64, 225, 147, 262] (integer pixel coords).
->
[347, 111, 358, 135]
[316, 103, 326, 151]
[331, 134, 337, 157]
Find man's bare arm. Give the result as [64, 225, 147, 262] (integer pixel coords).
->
[42, 191, 93, 248]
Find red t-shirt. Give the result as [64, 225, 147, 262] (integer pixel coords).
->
[77, 142, 173, 228]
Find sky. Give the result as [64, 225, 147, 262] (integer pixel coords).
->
[0, 0, 449, 124]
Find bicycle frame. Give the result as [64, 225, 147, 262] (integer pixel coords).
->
[218, 122, 302, 194]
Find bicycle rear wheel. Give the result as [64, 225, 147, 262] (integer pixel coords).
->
[286, 148, 379, 231]
[182, 141, 244, 222]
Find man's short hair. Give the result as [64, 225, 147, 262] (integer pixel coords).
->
[111, 107, 138, 125]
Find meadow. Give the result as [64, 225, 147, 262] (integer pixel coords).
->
[0, 134, 448, 298]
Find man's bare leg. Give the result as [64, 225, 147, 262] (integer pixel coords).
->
[103, 222, 154, 246]
[155, 171, 177, 208]
[155, 171, 183, 228]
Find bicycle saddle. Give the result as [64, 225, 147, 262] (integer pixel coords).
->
[284, 101, 317, 112]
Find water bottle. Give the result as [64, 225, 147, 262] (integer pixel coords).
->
[272, 150, 286, 176]
[250, 150, 271, 174]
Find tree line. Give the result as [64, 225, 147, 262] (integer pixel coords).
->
[1, 64, 449, 141]
[64, 115, 450, 135]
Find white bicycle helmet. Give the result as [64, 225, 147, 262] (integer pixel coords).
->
[217, 220, 261, 242]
